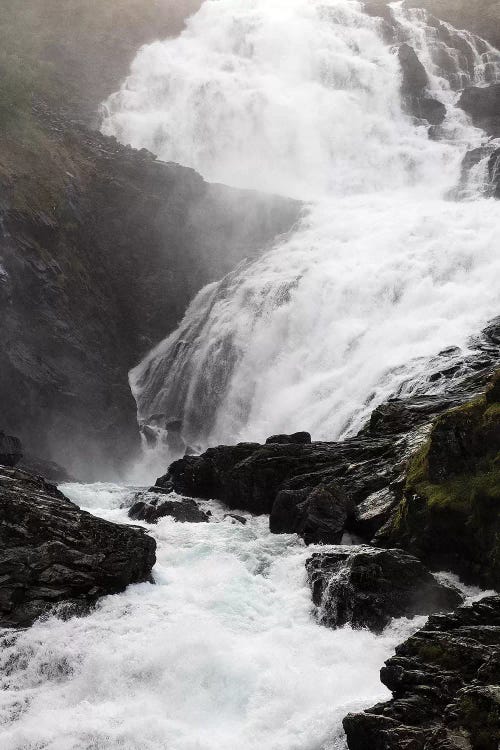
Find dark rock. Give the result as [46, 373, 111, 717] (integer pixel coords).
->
[458, 83, 500, 137]
[270, 483, 350, 544]
[266, 432, 312, 445]
[0, 432, 22, 467]
[0, 107, 301, 480]
[0, 465, 156, 628]
[405, 0, 500, 52]
[399, 44, 428, 98]
[307, 547, 462, 633]
[158, 319, 499, 546]
[489, 148, 500, 199]
[18, 454, 75, 484]
[398, 44, 447, 126]
[128, 494, 209, 524]
[385, 370, 500, 589]
[343, 596, 500, 749]
[224, 513, 247, 525]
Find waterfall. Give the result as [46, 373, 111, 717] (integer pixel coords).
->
[102, 0, 500, 455]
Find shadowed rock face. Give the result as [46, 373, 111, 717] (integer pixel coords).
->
[343, 596, 500, 750]
[307, 547, 462, 633]
[0, 106, 300, 480]
[0, 465, 156, 628]
[0, 432, 22, 468]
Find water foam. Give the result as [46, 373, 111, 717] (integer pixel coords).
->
[0, 484, 425, 750]
[102, 0, 500, 456]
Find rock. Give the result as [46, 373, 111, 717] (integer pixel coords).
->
[307, 547, 462, 633]
[0, 432, 22, 467]
[406, 0, 500, 53]
[398, 44, 447, 126]
[458, 83, 500, 137]
[128, 494, 209, 524]
[0, 106, 301, 480]
[157, 319, 500, 547]
[399, 44, 429, 97]
[224, 513, 247, 525]
[18, 454, 75, 484]
[385, 370, 500, 589]
[266, 432, 312, 445]
[270, 483, 350, 544]
[0, 465, 156, 628]
[489, 148, 500, 198]
[343, 596, 500, 749]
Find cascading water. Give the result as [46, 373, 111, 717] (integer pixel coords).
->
[102, 0, 500, 458]
[2, 4, 499, 749]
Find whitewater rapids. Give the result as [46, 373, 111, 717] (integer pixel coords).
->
[102, 0, 500, 458]
[0, 483, 449, 750]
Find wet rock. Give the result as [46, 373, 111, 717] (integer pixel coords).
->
[0, 465, 156, 628]
[224, 513, 247, 525]
[489, 148, 500, 198]
[0, 432, 22, 467]
[385, 371, 500, 589]
[270, 483, 350, 544]
[458, 83, 500, 137]
[399, 44, 429, 97]
[307, 547, 462, 633]
[158, 318, 500, 546]
[343, 596, 500, 749]
[18, 455, 75, 484]
[266, 432, 312, 445]
[129, 494, 209, 524]
[398, 44, 447, 125]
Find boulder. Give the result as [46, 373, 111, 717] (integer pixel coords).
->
[398, 44, 446, 125]
[458, 83, 500, 137]
[270, 483, 350, 544]
[343, 596, 500, 749]
[307, 547, 462, 633]
[0, 465, 156, 628]
[0, 431, 22, 467]
[128, 494, 209, 524]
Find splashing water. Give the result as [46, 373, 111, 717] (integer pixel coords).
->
[0, 484, 433, 750]
[102, 0, 500, 454]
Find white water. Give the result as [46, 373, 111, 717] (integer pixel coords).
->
[102, 0, 500, 457]
[0, 483, 455, 750]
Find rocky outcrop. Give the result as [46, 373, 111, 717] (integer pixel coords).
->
[0, 432, 22, 467]
[157, 319, 499, 545]
[399, 43, 446, 125]
[343, 596, 500, 749]
[0, 464, 156, 627]
[307, 547, 462, 633]
[129, 494, 209, 524]
[459, 83, 500, 137]
[0, 105, 300, 479]
[385, 371, 500, 589]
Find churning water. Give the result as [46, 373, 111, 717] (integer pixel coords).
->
[0, 484, 432, 750]
[102, 0, 500, 455]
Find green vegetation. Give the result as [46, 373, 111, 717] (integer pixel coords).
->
[389, 372, 500, 588]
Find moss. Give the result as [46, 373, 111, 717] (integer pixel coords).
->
[389, 371, 500, 587]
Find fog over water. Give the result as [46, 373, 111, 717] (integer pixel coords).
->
[103, 0, 500, 458]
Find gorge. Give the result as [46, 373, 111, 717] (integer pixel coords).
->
[0, 1, 499, 749]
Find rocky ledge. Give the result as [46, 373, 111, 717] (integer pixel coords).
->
[343, 595, 500, 750]
[155, 320, 499, 554]
[0, 465, 156, 628]
[129, 493, 209, 524]
[307, 547, 462, 633]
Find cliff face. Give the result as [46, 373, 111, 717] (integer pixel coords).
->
[0, 105, 300, 479]
[0, 1, 301, 478]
